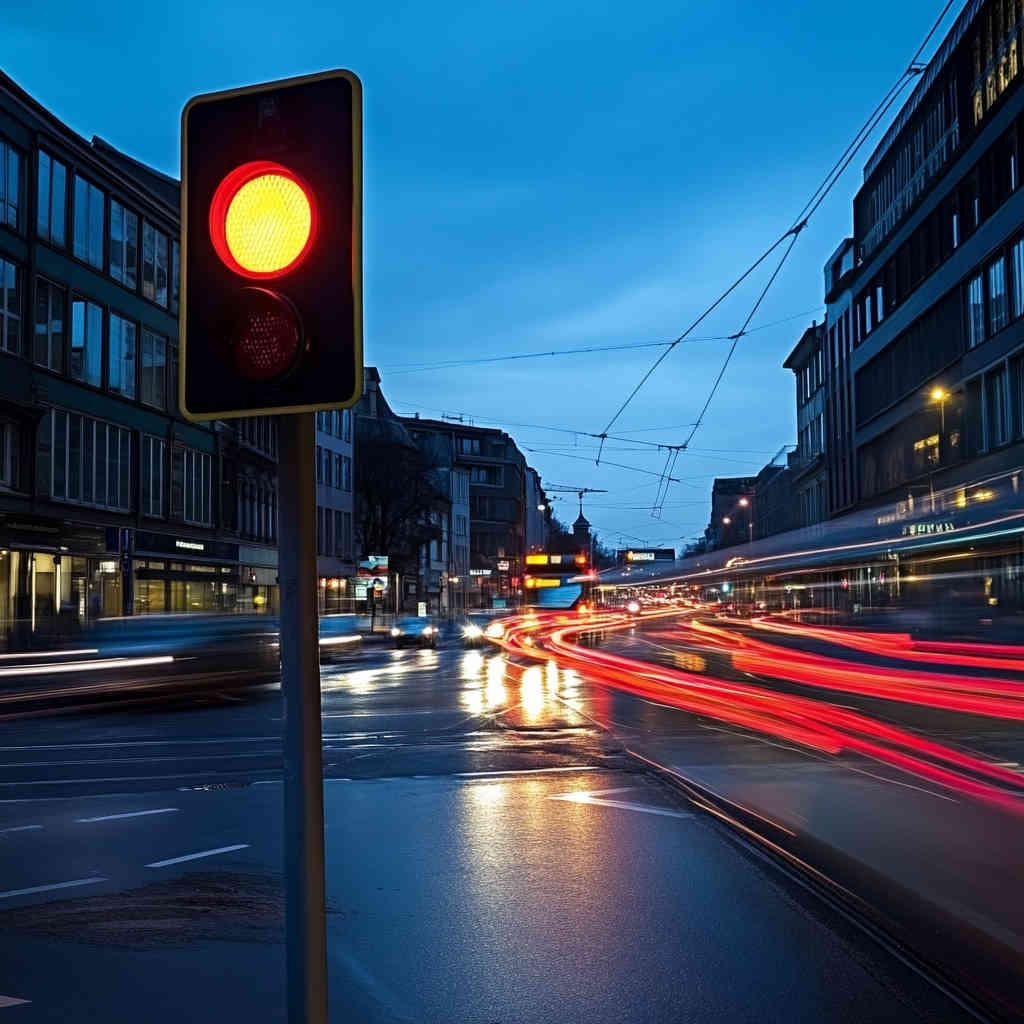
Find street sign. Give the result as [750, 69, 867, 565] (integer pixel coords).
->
[180, 70, 363, 420]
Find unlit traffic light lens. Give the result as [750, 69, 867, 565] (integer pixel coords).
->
[209, 161, 317, 279]
[231, 288, 303, 381]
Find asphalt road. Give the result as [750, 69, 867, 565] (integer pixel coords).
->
[0, 635, 985, 1021]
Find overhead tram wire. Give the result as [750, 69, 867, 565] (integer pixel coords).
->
[643, 0, 959, 515]
[378, 305, 826, 375]
[597, 0, 958, 495]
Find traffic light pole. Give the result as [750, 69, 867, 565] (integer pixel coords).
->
[278, 412, 328, 1024]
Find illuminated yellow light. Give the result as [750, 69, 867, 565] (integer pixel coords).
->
[224, 174, 312, 274]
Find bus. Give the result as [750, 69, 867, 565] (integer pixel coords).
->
[522, 553, 598, 610]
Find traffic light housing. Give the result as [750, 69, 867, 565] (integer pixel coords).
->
[179, 70, 362, 420]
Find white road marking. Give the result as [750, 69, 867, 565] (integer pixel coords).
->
[0, 656, 173, 678]
[549, 791, 694, 819]
[146, 844, 249, 868]
[77, 807, 179, 823]
[0, 995, 30, 1008]
[0, 824, 42, 833]
[457, 766, 601, 778]
[549, 786, 637, 799]
[0, 877, 105, 899]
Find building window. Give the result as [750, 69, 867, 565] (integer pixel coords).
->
[36, 151, 66, 245]
[141, 330, 167, 408]
[141, 435, 164, 517]
[342, 455, 352, 491]
[109, 200, 139, 289]
[73, 176, 104, 268]
[43, 408, 130, 510]
[986, 368, 1009, 448]
[107, 313, 137, 399]
[988, 256, 1009, 333]
[168, 341, 179, 418]
[0, 139, 22, 230]
[967, 273, 985, 347]
[70, 297, 102, 386]
[470, 465, 501, 486]
[0, 420, 21, 490]
[34, 279, 65, 372]
[457, 436, 481, 455]
[322, 447, 332, 487]
[142, 222, 169, 306]
[170, 241, 180, 315]
[1013, 238, 1024, 319]
[0, 258, 22, 355]
[874, 282, 885, 323]
[171, 445, 211, 525]
[316, 445, 323, 484]
[342, 409, 352, 442]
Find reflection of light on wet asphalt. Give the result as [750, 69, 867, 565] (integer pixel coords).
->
[521, 666, 545, 721]
[546, 660, 560, 694]
[469, 782, 507, 807]
[485, 657, 507, 708]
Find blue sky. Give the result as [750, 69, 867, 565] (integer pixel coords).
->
[8, 0, 958, 548]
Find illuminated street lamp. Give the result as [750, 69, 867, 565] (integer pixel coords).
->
[738, 497, 749, 508]
[929, 386, 948, 434]
[537, 504, 547, 511]
[722, 516, 732, 525]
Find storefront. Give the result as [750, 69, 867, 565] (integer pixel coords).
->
[0, 515, 119, 649]
[131, 530, 242, 616]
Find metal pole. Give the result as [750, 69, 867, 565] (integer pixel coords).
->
[278, 412, 328, 1024]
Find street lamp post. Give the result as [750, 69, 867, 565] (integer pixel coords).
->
[928, 387, 949, 514]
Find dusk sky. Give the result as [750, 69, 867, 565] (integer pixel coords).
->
[8, 0, 957, 550]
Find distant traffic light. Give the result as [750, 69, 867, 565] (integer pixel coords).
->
[179, 70, 362, 420]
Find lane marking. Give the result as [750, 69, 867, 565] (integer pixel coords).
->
[0, 824, 43, 833]
[0, 877, 105, 899]
[457, 766, 601, 778]
[0, 656, 173, 678]
[549, 786, 636, 799]
[549, 792, 694, 819]
[77, 807, 179, 823]
[0, 996, 30, 1008]
[146, 844, 249, 868]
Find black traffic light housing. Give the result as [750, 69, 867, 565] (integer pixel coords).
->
[180, 70, 362, 420]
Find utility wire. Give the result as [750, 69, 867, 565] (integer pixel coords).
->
[601, 0, 955, 483]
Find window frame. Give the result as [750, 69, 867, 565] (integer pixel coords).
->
[33, 277, 65, 373]
[70, 295, 104, 387]
[0, 257, 23, 356]
[36, 149, 67, 246]
[72, 173, 105, 269]
[107, 311, 138, 399]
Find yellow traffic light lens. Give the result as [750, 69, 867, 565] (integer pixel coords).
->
[225, 174, 311, 274]
[209, 161, 317, 279]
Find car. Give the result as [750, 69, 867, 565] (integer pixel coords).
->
[459, 614, 493, 648]
[391, 617, 439, 648]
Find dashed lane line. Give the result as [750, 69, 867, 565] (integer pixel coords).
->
[77, 807, 179, 823]
[0, 877, 106, 899]
[0, 996, 30, 1009]
[0, 825, 42, 833]
[549, 790, 695, 820]
[146, 844, 250, 868]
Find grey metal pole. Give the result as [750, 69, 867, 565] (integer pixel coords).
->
[278, 412, 328, 1024]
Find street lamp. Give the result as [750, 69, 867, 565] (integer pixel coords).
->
[537, 504, 547, 512]
[929, 387, 948, 434]
[738, 497, 749, 508]
[722, 516, 732, 525]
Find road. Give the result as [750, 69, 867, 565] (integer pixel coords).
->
[0, 630, 989, 1022]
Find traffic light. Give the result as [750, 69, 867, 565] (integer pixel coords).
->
[179, 70, 362, 420]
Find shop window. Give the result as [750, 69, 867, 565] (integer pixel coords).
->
[36, 150, 66, 245]
[0, 258, 22, 356]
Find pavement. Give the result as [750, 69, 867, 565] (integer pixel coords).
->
[0, 633, 991, 1022]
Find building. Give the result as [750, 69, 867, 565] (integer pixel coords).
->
[315, 408, 355, 613]
[838, 0, 1024, 512]
[524, 467, 548, 552]
[751, 447, 798, 539]
[703, 476, 756, 550]
[783, 322, 829, 526]
[0, 71, 279, 648]
[400, 415, 540, 608]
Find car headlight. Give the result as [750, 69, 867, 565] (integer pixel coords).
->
[484, 622, 504, 639]
[463, 625, 483, 639]
[422, 626, 434, 635]
[627, 601, 640, 614]
[390, 627, 401, 637]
